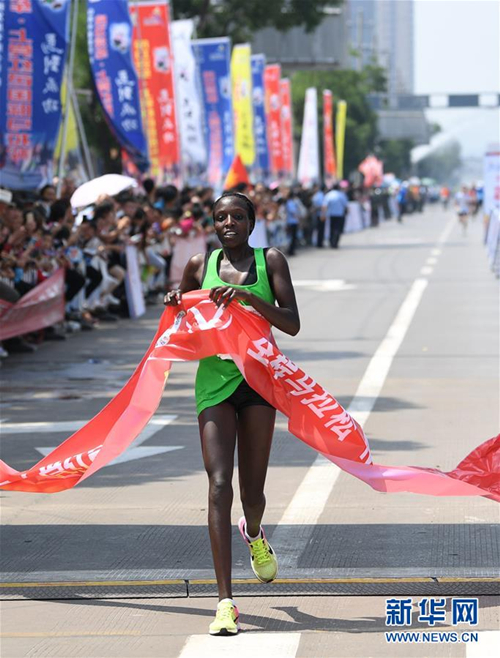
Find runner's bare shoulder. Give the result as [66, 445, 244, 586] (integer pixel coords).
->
[182, 253, 205, 289]
[264, 247, 290, 274]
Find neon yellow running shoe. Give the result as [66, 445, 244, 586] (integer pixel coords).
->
[238, 516, 278, 583]
[209, 599, 240, 636]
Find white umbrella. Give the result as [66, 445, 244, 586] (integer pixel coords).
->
[70, 174, 138, 209]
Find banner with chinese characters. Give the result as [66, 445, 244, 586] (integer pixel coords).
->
[231, 43, 255, 168]
[0, 0, 70, 190]
[264, 63, 283, 179]
[192, 37, 234, 189]
[171, 19, 207, 181]
[250, 54, 269, 180]
[323, 90, 336, 185]
[129, 0, 180, 182]
[297, 87, 319, 186]
[280, 78, 294, 180]
[1, 290, 498, 503]
[87, 0, 148, 170]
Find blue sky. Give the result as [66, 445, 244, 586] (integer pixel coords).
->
[414, 0, 500, 157]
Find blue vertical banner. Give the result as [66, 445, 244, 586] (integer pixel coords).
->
[0, 0, 70, 190]
[87, 0, 148, 169]
[192, 37, 234, 188]
[250, 54, 269, 180]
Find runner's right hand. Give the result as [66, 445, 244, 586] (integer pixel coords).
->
[163, 290, 182, 306]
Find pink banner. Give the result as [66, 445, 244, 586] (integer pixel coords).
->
[0, 269, 65, 341]
[280, 78, 294, 179]
[0, 291, 498, 502]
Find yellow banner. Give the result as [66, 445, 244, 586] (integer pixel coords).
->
[55, 78, 78, 160]
[231, 44, 255, 167]
[335, 100, 347, 180]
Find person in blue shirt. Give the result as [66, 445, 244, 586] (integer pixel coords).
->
[397, 184, 408, 222]
[311, 184, 326, 247]
[285, 190, 300, 256]
[321, 183, 349, 248]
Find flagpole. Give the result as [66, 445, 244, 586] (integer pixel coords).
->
[71, 88, 95, 180]
[56, 0, 79, 196]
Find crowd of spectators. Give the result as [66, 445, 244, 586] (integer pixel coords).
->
[0, 174, 447, 361]
[0, 178, 316, 359]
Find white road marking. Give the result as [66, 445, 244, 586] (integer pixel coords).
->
[437, 215, 456, 244]
[270, 214, 457, 562]
[466, 631, 500, 657]
[0, 416, 181, 467]
[293, 279, 356, 292]
[271, 278, 429, 563]
[179, 632, 301, 658]
[34, 444, 183, 465]
[0, 415, 177, 435]
[426, 257, 438, 265]
[276, 455, 339, 527]
[420, 265, 434, 275]
[344, 278, 429, 428]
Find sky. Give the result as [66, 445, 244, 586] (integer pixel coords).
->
[413, 0, 500, 158]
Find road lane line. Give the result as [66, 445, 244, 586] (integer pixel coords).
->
[270, 278, 429, 563]
[0, 415, 177, 435]
[179, 632, 301, 658]
[420, 265, 433, 275]
[270, 214, 457, 563]
[466, 631, 500, 657]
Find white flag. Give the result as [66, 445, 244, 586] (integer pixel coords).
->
[171, 20, 207, 177]
[297, 88, 319, 186]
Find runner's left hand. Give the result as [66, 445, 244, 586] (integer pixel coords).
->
[210, 286, 252, 307]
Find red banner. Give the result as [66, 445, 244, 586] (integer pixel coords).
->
[264, 64, 283, 178]
[323, 90, 336, 185]
[280, 78, 294, 179]
[0, 269, 65, 341]
[129, 0, 180, 181]
[1, 290, 499, 502]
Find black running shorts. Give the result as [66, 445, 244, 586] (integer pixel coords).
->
[224, 379, 274, 413]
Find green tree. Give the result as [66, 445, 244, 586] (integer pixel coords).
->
[416, 140, 462, 183]
[173, 0, 342, 43]
[73, 2, 125, 172]
[290, 67, 385, 176]
[379, 139, 414, 178]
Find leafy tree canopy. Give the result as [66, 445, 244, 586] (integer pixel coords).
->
[291, 66, 386, 176]
[173, 0, 342, 43]
[416, 141, 462, 184]
[378, 139, 414, 178]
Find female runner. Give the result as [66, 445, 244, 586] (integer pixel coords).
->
[164, 192, 300, 635]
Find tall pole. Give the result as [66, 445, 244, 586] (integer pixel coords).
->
[56, 0, 79, 196]
[71, 88, 94, 180]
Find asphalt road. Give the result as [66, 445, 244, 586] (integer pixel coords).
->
[1, 205, 498, 658]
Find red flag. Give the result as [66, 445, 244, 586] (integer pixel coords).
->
[1, 291, 498, 501]
[130, 0, 180, 182]
[264, 64, 283, 178]
[223, 153, 250, 190]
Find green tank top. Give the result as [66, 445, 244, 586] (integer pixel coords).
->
[195, 247, 275, 415]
